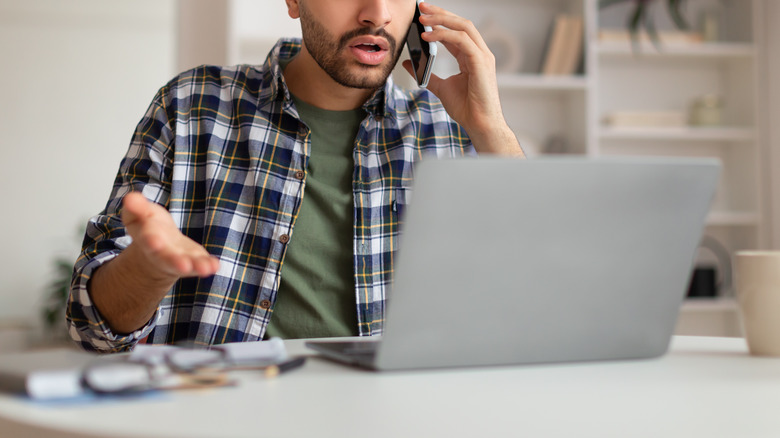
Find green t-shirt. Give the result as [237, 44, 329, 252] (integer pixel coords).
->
[264, 94, 365, 339]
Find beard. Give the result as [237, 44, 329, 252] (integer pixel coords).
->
[298, 5, 403, 90]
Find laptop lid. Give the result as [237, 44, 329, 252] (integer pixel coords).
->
[371, 156, 720, 370]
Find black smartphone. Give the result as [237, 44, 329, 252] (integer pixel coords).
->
[405, 0, 437, 88]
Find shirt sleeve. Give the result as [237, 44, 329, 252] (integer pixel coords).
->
[66, 86, 175, 353]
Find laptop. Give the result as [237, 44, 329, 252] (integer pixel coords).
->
[306, 157, 720, 370]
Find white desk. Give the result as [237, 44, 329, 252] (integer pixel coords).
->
[1, 336, 779, 438]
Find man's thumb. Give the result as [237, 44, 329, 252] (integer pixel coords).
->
[121, 192, 151, 226]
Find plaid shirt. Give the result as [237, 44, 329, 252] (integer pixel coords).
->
[67, 38, 474, 352]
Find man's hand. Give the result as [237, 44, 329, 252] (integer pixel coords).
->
[89, 192, 219, 335]
[121, 192, 220, 280]
[402, 2, 524, 157]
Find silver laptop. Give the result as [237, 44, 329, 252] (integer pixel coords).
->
[306, 157, 720, 370]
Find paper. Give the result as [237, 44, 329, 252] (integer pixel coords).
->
[215, 337, 288, 365]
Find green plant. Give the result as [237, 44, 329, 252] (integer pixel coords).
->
[41, 223, 84, 343]
[599, 0, 690, 47]
[41, 258, 74, 334]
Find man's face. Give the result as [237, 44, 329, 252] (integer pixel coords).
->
[295, 0, 415, 89]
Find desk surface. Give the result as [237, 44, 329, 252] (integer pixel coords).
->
[1, 336, 779, 438]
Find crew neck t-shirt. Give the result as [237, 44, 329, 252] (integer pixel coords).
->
[264, 91, 365, 339]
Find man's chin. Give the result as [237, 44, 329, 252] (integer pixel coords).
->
[332, 65, 392, 90]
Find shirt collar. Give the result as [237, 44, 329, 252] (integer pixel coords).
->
[259, 38, 397, 120]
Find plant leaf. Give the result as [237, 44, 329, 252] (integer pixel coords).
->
[628, 1, 645, 49]
[644, 11, 663, 51]
[667, 0, 690, 30]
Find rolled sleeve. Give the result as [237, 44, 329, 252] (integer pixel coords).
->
[67, 249, 158, 353]
[66, 86, 174, 353]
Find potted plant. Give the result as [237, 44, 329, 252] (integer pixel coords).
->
[599, 0, 690, 48]
[41, 223, 84, 345]
[41, 257, 74, 343]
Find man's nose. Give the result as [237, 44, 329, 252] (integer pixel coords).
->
[357, 0, 392, 29]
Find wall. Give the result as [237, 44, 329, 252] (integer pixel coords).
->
[0, 0, 175, 330]
[178, 0, 228, 71]
[227, 0, 301, 66]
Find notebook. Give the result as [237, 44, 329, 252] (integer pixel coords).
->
[306, 156, 720, 371]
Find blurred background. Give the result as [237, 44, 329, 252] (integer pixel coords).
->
[1, 0, 779, 350]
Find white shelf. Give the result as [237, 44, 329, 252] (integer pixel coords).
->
[707, 212, 761, 227]
[682, 297, 738, 313]
[599, 126, 756, 142]
[678, 298, 742, 337]
[597, 42, 756, 59]
[497, 74, 587, 91]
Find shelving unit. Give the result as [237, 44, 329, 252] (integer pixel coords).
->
[597, 0, 761, 337]
[469, 0, 761, 337]
[220, 0, 766, 337]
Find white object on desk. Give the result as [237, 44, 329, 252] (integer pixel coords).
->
[216, 337, 287, 364]
[0, 349, 97, 401]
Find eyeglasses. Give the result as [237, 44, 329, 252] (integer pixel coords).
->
[78, 338, 298, 395]
[80, 360, 239, 395]
[128, 337, 289, 373]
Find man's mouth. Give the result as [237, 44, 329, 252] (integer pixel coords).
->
[349, 36, 391, 66]
[355, 43, 382, 53]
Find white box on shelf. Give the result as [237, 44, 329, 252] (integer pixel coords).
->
[602, 111, 688, 128]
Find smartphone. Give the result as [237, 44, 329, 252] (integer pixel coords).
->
[405, 0, 437, 88]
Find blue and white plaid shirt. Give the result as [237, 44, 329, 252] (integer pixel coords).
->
[67, 38, 475, 352]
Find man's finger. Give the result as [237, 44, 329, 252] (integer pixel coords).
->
[193, 256, 220, 277]
[418, 2, 490, 53]
[121, 192, 153, 226]
[423, 26, 484, 65]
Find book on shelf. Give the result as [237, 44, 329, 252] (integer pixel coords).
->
[558, 16, 583, 75]
[541, 15, 584, 76]
[602, 110, 688, 128]
[541, 15, 567, 75]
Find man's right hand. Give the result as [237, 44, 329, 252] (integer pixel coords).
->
[121, 192, 220, 280]
[88, 192, 219, 335]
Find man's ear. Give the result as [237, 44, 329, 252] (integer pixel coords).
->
[285, 0, 301, 19]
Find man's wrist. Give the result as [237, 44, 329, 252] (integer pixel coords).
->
[469, 124, 525, 157]
[89, 243, 179, 335]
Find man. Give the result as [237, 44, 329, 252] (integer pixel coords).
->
[67, 0, 523, 352]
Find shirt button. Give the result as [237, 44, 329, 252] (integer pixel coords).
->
[279, 234, 290, 244]
[260, 300, 272, 309]
[294, 170, 305, 180]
